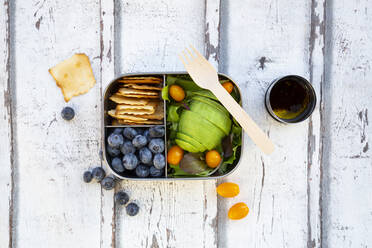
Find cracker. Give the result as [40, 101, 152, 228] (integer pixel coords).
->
[109, 94, 149, 105]
[118, 77, 162, 84]
[121, 76, 162, 81]
[116, 101, 157, 112]
[123, 84, 162, 91]
[108, 110, 148, 121]
[116, 108, 154, 115]
[118, 93, 160, 99]
[118, 88, 159, 96]
[131, 101, 164, 120]
[49, 53, 96, 102]
[117, 119, 163, 125]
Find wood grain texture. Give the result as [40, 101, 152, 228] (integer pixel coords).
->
[13, 1, 103, 247]
[114, 1, 217, 247]
[100, 1, 116, 247]
[322, 0, 372, 246]
[219, 0, 312, 247]
[205, 0, 221, 69]
[0, 1, 13, 247]
[307, 0, 325, 247]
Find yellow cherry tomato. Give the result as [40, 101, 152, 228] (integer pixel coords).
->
[216, 182, 240, 198]
[167, 145, 184, 165]
[169, 84, 185, 102]
[222, 82, 234, 94]
[228, 202, 249, 220]
[205, 150, 222, 168]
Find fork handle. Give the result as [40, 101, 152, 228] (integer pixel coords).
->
[211, 83, 275, 155]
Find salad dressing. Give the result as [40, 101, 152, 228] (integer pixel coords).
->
[269, 79, 309, 120]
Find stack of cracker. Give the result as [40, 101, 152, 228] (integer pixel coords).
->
[108, 77, 164, 125]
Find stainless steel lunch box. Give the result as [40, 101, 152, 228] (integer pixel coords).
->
[102, 72, 243, 180]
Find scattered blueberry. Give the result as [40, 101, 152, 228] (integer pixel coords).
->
[135, 164, 150, 178]
[92, 167, 106, 181]
[83, 171, 93, 183]
[148, 138, 165, 153]
[153, 153, 165, 169]
[113, 128, 123, 134]
[107, 133, 124, 148]
[150, 166, 163, 177]
[149, 126, 165, 138]
[107, 145, 121, 157]
[132, 135, 147, 148]
[61, 106, 75, 120]
[115, 191, 129, 205]
[101, 176, 115, 190]
[120, 141, 135, 155]
[126, 202, 139, 216]
[122, 153, 138, 170]
[111, 157, 125, 173]
[139, 147, 153, 165]
[123, 127, 138, 140]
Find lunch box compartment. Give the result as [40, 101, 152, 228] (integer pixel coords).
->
[102, 73, 243, 180]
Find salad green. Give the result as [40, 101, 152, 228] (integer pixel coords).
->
[163, 75, 242, 177]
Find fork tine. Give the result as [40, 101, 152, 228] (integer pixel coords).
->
[179, 53, 188, 67]
[185, 47, 194, 59]
[189, 44, 203, 58]
[182, 50, 192, 63]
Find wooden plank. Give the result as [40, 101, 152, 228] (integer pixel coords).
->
[218, 0, 312, 247]
[322, 0, 372, 246]
[205, 0, 221, 69]
[307, 0, 325, 247]
[100, 1, 116, 248]
[203, 0, 221, 245]
[13, 1, 103, 247]
[0, 1, 13, 247]
[114, 1, 217, 247]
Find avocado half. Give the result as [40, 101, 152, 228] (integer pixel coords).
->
[176, 96, 231, 152]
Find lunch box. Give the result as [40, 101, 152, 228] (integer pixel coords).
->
[102, 72, 243, 180]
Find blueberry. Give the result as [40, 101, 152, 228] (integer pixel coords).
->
[113, 128, 123, 134]
[111, 157, 125, 173]
[107, 133, 124, 148]
[61, 107, 75, 120]
[153, 153, 165, 169]
[83, 171, 93, 183]
[143, 129, 150, 141]
[123, 127, 138, 140]
[148, 138, 165, 154]
[107, 145, 121, 157]
[101, 176, 115, 190]
[120, 141, 135, 155]
[92, 167, 106, 181]
[149, 126, 165, 138]
[126, 203, 139, 216]
[139, 147, 153, 165]
[115, 191, 129, 205]
[150, 166, 163, 177]
[122, 153, 138, 170]
[132, 135, 147, 148]
[135, 164, 150, 178]
[136, 127, 145, 135]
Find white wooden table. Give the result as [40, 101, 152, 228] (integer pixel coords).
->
[1, 1, 371, 247]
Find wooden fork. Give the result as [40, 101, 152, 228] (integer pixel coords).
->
[179, 45, 275, 155]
